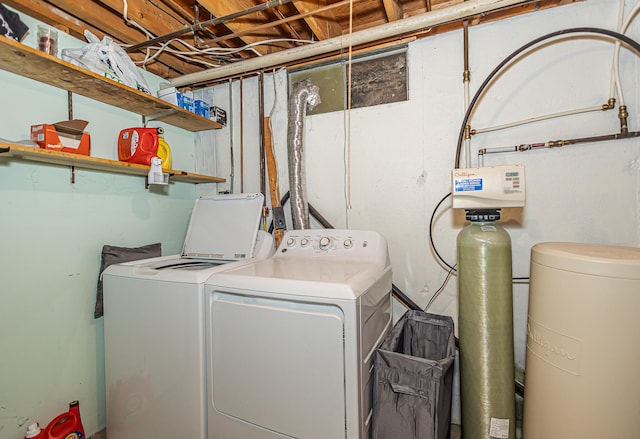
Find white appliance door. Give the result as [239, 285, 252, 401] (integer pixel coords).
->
[182, 193, 263, 260]
[104, 277, 206, 439]
[210, 291, 346, 439]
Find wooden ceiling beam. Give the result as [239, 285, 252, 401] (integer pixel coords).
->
[382, 0, 404, 22]
[202, 1, 349, 46]
[2, 0, 88, 39]
[7, 0, 208, 76]
[197, 0, 289, 56]
[95, 0, 186, 38]
[293, 1, 342, 40]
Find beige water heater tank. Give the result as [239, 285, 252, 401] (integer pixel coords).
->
[523, 242, 640, 439]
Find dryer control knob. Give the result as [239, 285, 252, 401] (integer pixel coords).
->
[286, 238, 296, 247]
[343, 239, 353, 249]
[319, 237, 332, 250]
[300, 238, 310, 247]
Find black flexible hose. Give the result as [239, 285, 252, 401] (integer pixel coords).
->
[455, 27, 640, 168]
[429, 192, 456, 271]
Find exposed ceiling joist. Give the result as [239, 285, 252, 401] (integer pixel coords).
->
[197, 0, 291, 56]
[382, 0, 404, 22]
[294, 0, 342, 40]
[4, 0, 581, 84]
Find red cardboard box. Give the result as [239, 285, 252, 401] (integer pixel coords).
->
[30, 120, 91, 155]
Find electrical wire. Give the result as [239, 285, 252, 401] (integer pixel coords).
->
[129, 37, 318, 67]
[344, 0, 355, 224]
[122, 0, 320, 68]
[455, 27, 640, 169]
[429, 192, 456, 271]
[122, 0, 153, 38]
[424, 264, 456, 311]
[428, 191, 531, 281]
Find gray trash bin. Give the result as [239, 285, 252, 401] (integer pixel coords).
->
[372, 310, 456, 439]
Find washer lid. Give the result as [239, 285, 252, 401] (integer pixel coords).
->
[531, 242, 640, 280]
[182, 193, 263, 260]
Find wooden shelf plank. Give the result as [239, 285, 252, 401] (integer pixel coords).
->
[0, 36, 222, 132]
[0, 142, 225, 184]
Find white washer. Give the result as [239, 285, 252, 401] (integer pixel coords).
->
[103, 193, 274, 439]
[204, 229, 392, 439]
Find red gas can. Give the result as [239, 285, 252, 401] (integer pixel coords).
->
[45, 401, 85, 439]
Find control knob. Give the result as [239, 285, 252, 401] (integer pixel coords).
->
[319, 236, 332, 250]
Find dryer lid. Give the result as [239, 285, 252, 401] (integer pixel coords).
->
[182, 193, 264, 260]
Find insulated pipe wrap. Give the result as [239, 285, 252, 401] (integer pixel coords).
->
[457, 221, 516, 439]
[287, 79, 321, 229]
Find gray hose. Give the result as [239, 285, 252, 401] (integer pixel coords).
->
[287, 78, 321, 229]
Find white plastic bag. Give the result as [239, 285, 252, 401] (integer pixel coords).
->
[61, 30, 151, 94]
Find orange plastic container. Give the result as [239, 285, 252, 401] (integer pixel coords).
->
[118, 127, 161, 166]
[45, 400, 85, 439]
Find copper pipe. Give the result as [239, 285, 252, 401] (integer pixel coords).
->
[602, 97, 616, 110]
[618, 104, 629, 134]
[478, 130, 640, 156]
[259, 72, 266, 205]
[463, 20, 470, 77]
[228, 78, 235, 193]
[563, 130, 640, 145]
[239, 76, 244, 193]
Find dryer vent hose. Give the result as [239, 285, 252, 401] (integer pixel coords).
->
[287, 78, 321, 229]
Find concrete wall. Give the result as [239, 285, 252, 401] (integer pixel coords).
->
[210, 0, 640, 424]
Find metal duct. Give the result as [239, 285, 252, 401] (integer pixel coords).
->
[170, 0, 529, 87]
[287, 79, 321, 229]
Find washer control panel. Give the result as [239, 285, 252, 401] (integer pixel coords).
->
[276, 229, 387, 262]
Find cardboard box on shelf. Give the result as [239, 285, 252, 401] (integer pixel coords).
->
[30, 120, 91, 155]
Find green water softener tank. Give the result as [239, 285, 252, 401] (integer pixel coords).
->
[457, 213, 516, 439]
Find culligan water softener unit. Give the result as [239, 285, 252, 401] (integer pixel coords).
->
[452, 165, 525, 439]
[524, 242, 640, 439]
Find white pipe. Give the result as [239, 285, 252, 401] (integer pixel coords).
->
[473, 105, 604, 134]
[170, 0, 531, 87]
[609, 0, 626, 102]
[613, 0, 640, 107]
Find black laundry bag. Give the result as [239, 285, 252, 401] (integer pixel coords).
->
[372, 310, 456, 439]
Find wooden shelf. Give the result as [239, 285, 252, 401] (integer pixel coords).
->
[0, 36, 222, 132]
[0, 142, 225, 184]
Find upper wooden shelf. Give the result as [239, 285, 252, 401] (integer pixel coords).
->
[0, 142, 225, 184]
[0, 36, 222, 132]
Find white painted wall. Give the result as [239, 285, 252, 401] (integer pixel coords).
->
[210, 0, 640, 425]
[0, 11, 205, 439]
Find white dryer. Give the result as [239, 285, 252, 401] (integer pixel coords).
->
[204, 229, 392, 439]
[102, 193, 274, 439]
